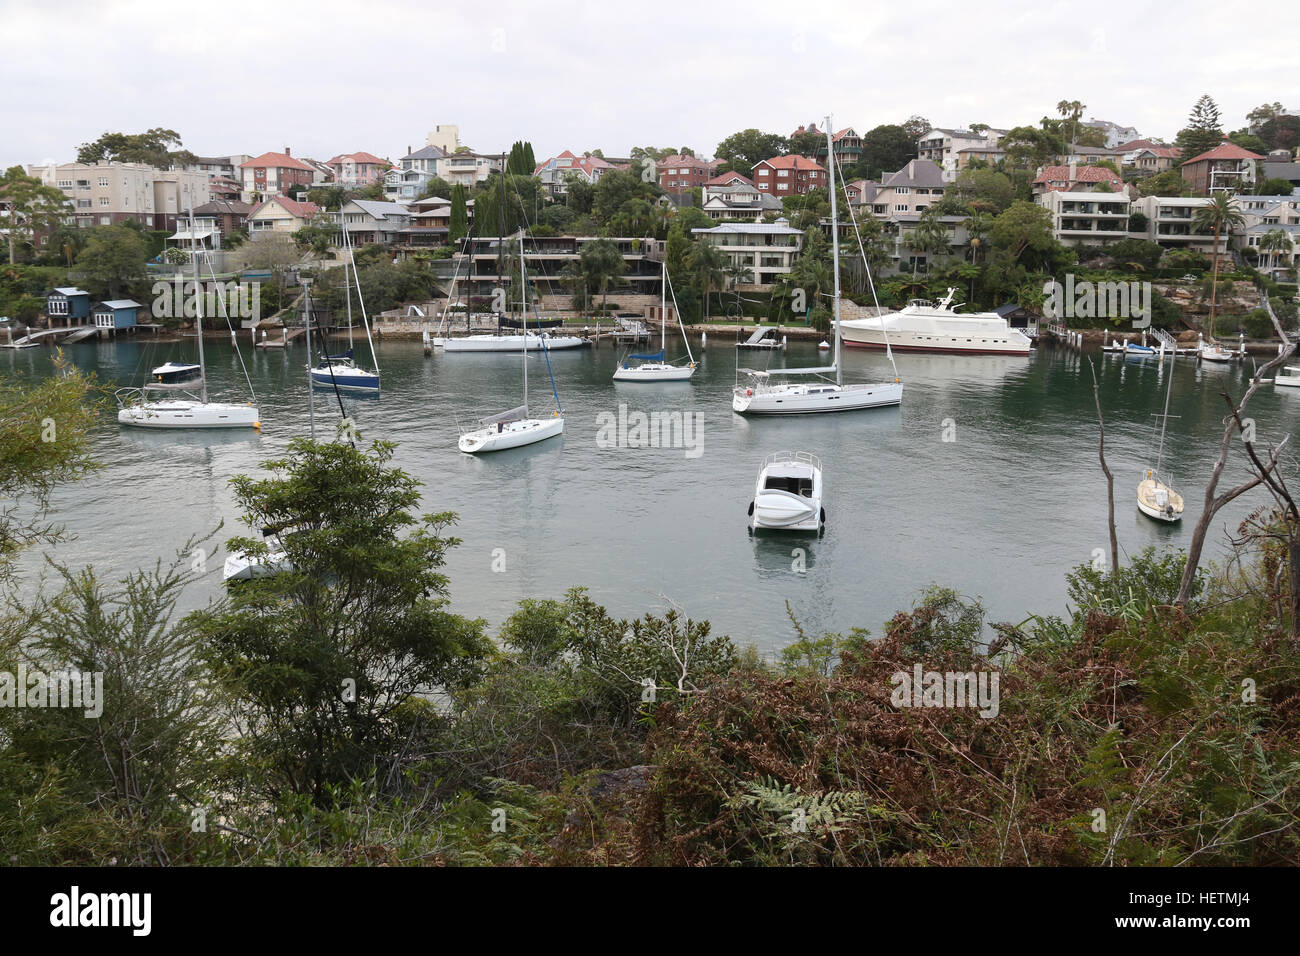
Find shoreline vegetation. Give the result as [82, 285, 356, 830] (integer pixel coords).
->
[1, 364, 1297, 865]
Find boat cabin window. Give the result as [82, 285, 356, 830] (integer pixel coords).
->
[765, 475, 814, 497]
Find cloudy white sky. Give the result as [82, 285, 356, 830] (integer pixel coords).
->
[2, 0, 1297, 171]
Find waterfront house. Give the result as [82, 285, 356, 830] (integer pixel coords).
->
[1179, 142, 1264, 195]
[655, 154, 717, 193]
[1129, 146, 1183, 174]
[1080, 118, 1140, 148]
[240, 149, 316, 201]
[1127, 196, 1218, 255]
[534, 151, 614, 196]
[326, 152, 391, 188]
[752, 155, 827, 197]
[91, 299, 142, 331]
[1037, 189, 1131, 247]
[1031, 163, 1127, 197]
[869, 160, 947, 217]
[437, 152, 502, 187]
[399, 144, 446, 177]
[385, 167, 434, 201]
[916, 127, 1008, 182]
[690, 219, 804, 287]
[192, 200, 253, 239]
[246, 196, 320, 238]
[462, 233, 665, 303]
[45, 287, 91, 326]
[701, 173, 783, 221]
[335, 200, 412, 245]
[887, 214, 970, 273]
[169, 213, 222, 252]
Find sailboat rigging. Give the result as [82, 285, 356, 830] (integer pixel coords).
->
[309, 210, 381, 391]
[1137, 352, 1185, 522]
[613, 261, 696, 381]
[116, 208, 261, 429]
[732, 116, 903, 415]
[457, 230, 565, 453]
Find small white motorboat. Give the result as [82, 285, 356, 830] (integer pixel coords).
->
[748, 451, 824, 533]
[1199, 341, 1234, 363]
[152, 361, 202, 385]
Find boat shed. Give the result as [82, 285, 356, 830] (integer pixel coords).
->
[45, 287, 92, 325]
[92, 299, 143, 330]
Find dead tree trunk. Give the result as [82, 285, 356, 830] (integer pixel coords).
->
[1088, 360, 1119, 579]
[1175, 343, 1297, 607]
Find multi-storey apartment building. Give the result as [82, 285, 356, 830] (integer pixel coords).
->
[28, 160, 211, 230]
[690, 219, 804, 287]
[751, 156, 826, 197]
[534, 151, 613, 195]
[437, 152, 503, 187]
[1179, 142, 1264, 195]
[239, 149, 316, 199]
[1127, 196, 1218, 254]
[655, 153, 716, 192]
[400, 145, 446, 176]
[916, 127, 1008, 181]
[1037, 190, 1132, 247]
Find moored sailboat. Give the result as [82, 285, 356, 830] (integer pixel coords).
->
[613, 261, 696, 382]
[1137, 352, 1184, 523]
[116, 209, 260, 430]
[733, 116, 902, 415]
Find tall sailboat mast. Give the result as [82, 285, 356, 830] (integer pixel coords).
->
[521, 230, 529, 418]
[189, 207, 209, 404]
[341, 205, 354, 351]
[660, 261, 667, 354]
[826, 118, 843, 388]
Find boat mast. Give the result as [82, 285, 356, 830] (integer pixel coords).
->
[826, 117, 842, 387]
[498, 153, 506, 328]
[304, 279, 316, 440]
[341, 205, 354, 351]
[189, 206, 208, 404]
[1155, 349, 1174, 476]
[521, 228, 529, 417]
[661, 260, 667, 355]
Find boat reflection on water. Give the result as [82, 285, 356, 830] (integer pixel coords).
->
[750, 532, 819, 578]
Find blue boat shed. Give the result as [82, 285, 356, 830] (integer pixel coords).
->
[91, 299, 142, 331]
[46, 287, 91, 325]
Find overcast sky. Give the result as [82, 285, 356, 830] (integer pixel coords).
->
[2, 0, 1297, 171]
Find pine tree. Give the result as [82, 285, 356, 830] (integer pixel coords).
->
[1176, 95, 1225, 159]
[449, 184, 468, 242]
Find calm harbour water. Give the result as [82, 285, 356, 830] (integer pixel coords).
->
[7, 332, 1297, 654]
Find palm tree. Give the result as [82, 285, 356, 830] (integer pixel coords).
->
[689, 241, 727, 320]
[1192, 194, 1245, 341]
[908, 210, 951, 277]
[1259, 228, 1292, 277]
[723, 260, 753, 318]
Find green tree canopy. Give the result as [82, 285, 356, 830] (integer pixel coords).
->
[714, 129, 787, 179]
[855, 124, 917, 180]
[199, 438, 491, 803]
[76, 128, 195, 169]
[74, 225, 148, 299]
[0, 166, 70, 264]
[1175, 95, 1226, 159]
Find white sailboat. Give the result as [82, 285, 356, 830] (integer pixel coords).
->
[116, 210, 260, 430]
[310, 217, 380, 391]
[458, 243, 564, 454]
[613, 261, 696, 382]
[733, 117, 902, 415]
[748, 451, 825, 532]
[1137, 352, 1184, 522]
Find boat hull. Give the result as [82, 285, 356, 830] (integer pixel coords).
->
[839, 329, 1031, 355]
[1137, 478, 1183, 522]
[612, 363, 695, 382]
[733, 381, 903, 415]
[443, 334, 587, 352]
[309, 368, 380, 391]
[459, 416, 564, 453]
[118, 400, 260, 429]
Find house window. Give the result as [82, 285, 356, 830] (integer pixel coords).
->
[98, 178, 108, 187]
[895, 204, 909, 212]
[58, 179, 73, 188]
[777, 169, 789, 177]
[99, 198, 109, 206]
[100, 216, 110, 225]
[897, 187, 909, 194]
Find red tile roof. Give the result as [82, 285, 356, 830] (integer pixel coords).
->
[755, 155, 826, 172]
[1181, 142, 1266, 165]
[656, 153, 711, 169]
[1116, 138, 1162, 152]
[706, 172, 755, 187]
[326, 151, 389, 166]
[248, 196, 320, 219]
[1033, 165, 1125, 191]
[241, 151, 314, 171]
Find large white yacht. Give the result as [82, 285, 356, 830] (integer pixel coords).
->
[838, 288, 1032, 355]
